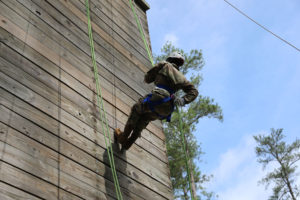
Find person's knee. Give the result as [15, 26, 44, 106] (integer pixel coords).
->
[132, 102, 143, 113]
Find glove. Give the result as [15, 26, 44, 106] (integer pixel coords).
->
[174, 97, 185, 107]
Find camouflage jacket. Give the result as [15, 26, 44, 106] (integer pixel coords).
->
[144, 61, 198, 104]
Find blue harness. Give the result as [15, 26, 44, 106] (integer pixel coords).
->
[143, 84, 175, 122]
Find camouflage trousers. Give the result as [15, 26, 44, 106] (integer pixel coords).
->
[121, 89, 173, 149]
[121, 98, 158, 150]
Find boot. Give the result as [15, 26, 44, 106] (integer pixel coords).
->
[114, 128, 127, 144]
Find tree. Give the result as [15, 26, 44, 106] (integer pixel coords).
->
[155, 42, 223, 199]
[254, 128, 300, 200]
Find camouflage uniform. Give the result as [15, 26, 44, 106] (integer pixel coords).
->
[116, 61, 198, 150]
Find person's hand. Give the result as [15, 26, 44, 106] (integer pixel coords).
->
[174, 97, 185, 106]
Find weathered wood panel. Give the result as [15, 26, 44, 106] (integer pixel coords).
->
[0, 95, 172, 199]
[0, 70, 171, 187]
[0, 0, 173, 199]
[0, 0, 163, 139]
[0, 19, 164, 146]
[0, 36, 167, 163]
[0, 182, 42, 200]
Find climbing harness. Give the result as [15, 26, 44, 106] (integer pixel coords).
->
[129, 0, 195, 199]
[85, 0, 123, 199]
[142, 84, 175, 122]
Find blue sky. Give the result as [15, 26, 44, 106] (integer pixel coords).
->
[146, 0, 300, 199]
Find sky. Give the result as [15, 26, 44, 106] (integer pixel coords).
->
[146, 0, 300, 199]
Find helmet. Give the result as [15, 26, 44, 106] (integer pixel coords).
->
[166, 52, 185, 67]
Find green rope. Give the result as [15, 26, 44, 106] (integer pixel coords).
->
[129, 1, 195, 199]
[85, 0, 123, 199]
[177, 107, 194, 200]
[129, 0, 154, 66]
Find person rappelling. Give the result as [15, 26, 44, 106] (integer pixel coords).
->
[114, 52, 199, 150]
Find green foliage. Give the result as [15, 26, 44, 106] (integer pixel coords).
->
[155, 42, 223, 199]
[254, 128, 300, 200]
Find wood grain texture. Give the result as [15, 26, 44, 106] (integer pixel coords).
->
[0, 0, 174, 198]
[0, 70, 171, 187]
[0, 0, 163, 140]
[0, 82, 172, 198]
[0, 29, 166, 160]
[0, 99, 172, 199]
[0, 182, 42, 200]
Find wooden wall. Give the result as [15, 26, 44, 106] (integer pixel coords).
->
[0, 0, 173, 199]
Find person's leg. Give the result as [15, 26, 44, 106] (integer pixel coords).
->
[122, 118, 150, 150]
[115, 101, 143, 144]
[122, 110, 158, 150]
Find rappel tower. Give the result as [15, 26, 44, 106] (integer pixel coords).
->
[0, 0, 173, 199]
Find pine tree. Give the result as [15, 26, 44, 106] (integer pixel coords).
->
[254, 128, 300, 200]
[155, 42, 223, 199]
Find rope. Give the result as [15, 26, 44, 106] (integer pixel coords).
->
[224, 0, 300, 52]
[128, 1, 195, 199]
[177, 107, 194, 200]
[85, 0, 123, 199]
[129, 0, 154, 66]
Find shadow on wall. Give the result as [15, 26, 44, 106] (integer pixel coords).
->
[103, 140, 133, 199]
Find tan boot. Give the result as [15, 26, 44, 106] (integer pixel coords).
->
[114, 128, 126, 144]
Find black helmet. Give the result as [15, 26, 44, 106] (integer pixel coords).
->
[166, 52, 185, 67]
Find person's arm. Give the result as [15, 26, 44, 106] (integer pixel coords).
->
[144, 61, 166, 83]
[181, 81, 198, 104]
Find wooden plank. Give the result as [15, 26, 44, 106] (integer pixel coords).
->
[0, 71, 170, 182]
[59, 189, 85, 200]
[59, 154, 144, 200]
[98, 0, 150, 48]
[22, 0, 146, 105]
[0, 140, 59, 186]
[0, 0, 173, 198]
[73, 0, 151, 65]
[1, 0, 152, 95]
[0, 121, 8, 144]
[59, 124, 172, 199]
[114, 0, 149, 27]
[0, 182, 42, 200]
[0, 105, 58, 152]
[0, 103, 172, 199]
[0, 116, 8, 159]
[46, 0, 154, 93]
[59, 172, 110, 200]
[0, 13, 165, 148]
[9, 0, 161, 130]
[0, 23, 165, 158]
[1, 1, 159, 124]
[40, 0, 150, 89]
[0, 99, 172, 199]
[0, 15, 164, 143]
[0, 177, 82, 200]
[0, 91, 173, 198]
[0, 26, 171, 192]
[59, 139, 165, 200]
[0, 41, 167, 161]
[0, 123, 139, 200]
[52, 0, 150, 73]
[0, 162, 58, 200]
[116, 0, 151, 39]
[16, 0, 152, 98]
[0, 43, 167, 163]
[0, 145, 101, 200]
[73, 0, 150, 62]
